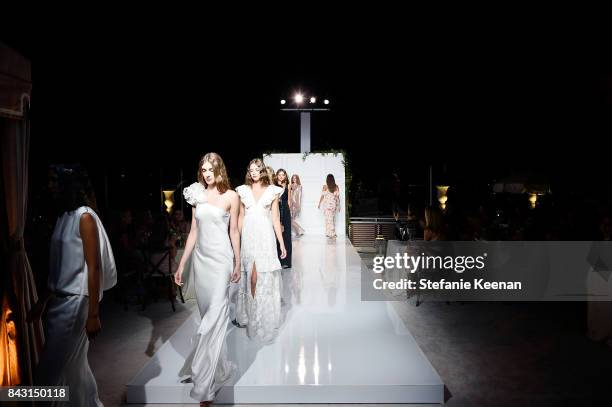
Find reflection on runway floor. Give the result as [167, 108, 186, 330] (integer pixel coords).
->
[127, 236, 444, 404]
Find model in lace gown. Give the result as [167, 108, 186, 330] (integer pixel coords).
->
[275, 169, 292, 268]
[318, 174, 341, 238]
[235, 158, 287, 342]
[174, 153, 241, 406]
[289, 174, 305, 236]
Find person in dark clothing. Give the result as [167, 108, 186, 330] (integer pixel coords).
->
[275, 168, 292, 268]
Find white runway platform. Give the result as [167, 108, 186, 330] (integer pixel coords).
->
[126, 236, 444, 404]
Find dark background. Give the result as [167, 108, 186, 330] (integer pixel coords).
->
[3, 30, 612, 214]
[4, 26, 612, 406]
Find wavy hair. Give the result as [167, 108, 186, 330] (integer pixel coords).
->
[197, 152, 231, 193]
[244, 158, 270, 186]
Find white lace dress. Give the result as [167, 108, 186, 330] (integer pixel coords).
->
[235, 184, 284, 342]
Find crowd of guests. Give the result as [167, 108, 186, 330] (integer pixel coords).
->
[395, 199, 612, 242]
[106, 207, 191, 301]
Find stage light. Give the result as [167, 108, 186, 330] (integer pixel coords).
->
[528, 193, 538, 209]
[162, 190, 175, 214]
[281, 89, 331, 154]
[437, 185, 449, 211]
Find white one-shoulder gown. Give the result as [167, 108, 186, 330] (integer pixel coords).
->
[179, 182, 235, 401]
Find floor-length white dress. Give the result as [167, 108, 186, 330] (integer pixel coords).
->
[179, 182, 235, 401]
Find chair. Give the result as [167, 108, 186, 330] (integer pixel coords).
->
[117, 267, 141, 311]
[114, 248, 146, 311]
[141, 247, 184, 311]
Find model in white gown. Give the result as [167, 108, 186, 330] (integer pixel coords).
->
[35, 205, 116, 407]
[175, 153, 241, 404]
[235, 159, 287, 342]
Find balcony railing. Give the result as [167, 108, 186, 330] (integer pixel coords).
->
[348, 217, 399, 248]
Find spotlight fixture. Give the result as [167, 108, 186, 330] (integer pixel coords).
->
[280, 89, 331, 154]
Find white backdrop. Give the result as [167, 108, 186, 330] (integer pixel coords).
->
[264, 153, 346, 236]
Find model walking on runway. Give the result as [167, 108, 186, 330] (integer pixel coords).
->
[275, 168, 292, 268]
[289, 174, 305, 237]
[175, 152, 241, 406]
[235, 158, 286, 342]
[318, 173, 341, 238]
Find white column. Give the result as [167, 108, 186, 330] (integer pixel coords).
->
[300, 112, 311, 153]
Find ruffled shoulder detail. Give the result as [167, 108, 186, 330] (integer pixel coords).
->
[236, 185, 253, 208]
[273, 185, 284, 196]
[260, 185, 284, 208]
[183, 182, 207, 206]
[235, 184, 247, 199]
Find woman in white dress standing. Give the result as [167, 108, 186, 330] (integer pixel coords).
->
[29, 164, 116, 406]
[235, 158, 287, 342]
[174, 152, 241, 406]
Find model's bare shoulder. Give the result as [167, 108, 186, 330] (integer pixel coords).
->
[226, 189, 239, 201]
[79, 212, 99, 242]
[79, 212, 97, 230]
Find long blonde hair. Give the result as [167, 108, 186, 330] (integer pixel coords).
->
[197, 152, 231, 193]
[266, 166, 276, 186]
[244, 158, 270, 186]
[291, 174, 301, 186]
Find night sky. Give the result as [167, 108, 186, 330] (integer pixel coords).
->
[4, 30, 612, 211]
